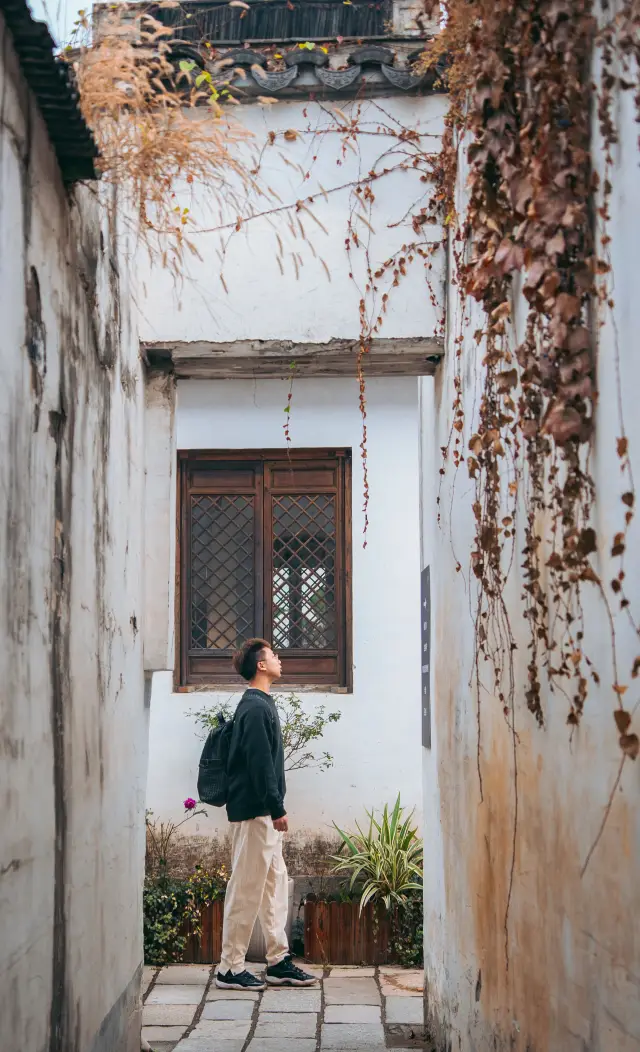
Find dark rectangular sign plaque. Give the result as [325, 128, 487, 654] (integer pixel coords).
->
[421, 566, 431, 749]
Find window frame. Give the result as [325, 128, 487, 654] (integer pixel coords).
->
[175, 448, 353, 692]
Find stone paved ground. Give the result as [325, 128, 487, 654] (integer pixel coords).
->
[142, 963, 425, 1051]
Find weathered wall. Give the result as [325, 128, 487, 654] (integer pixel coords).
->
[0, 15, 147, 1052]
[136, 95, 448, 346]
[420, 75, 640, 1052]
[146, 376, 424, 838]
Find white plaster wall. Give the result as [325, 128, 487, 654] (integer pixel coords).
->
[419, 75, 640, 1052]
[146, 376, 424, 837]
[0, 15, 146, 1052]
[136, 95, 448, 345]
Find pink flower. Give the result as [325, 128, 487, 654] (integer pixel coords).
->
[184, 797, 197, 811]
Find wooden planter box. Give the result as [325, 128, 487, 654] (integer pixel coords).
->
[181, 893, 393, 967]
[182, 899, 224, 963]
[304, 899, 390, 965]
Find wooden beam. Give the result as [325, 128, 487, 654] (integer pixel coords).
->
[142, 337, 444, 379]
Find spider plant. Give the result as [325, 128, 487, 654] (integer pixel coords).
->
[331, 795, 423, 913]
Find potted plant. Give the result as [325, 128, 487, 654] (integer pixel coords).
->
[303, 796, 423, 965]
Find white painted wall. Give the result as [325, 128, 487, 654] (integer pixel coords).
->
[146, 376, 424, 837]
[0, 14, 146, 1052]
[420, 74, 640, 1052]
[136, 95, 448, 346]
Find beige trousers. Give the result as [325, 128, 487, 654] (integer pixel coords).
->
[219, 816, 289, 974]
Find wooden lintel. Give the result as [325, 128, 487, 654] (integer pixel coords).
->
[142, 337, 444, 379]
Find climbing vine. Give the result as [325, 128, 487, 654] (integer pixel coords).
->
[416, 0, 640, 899]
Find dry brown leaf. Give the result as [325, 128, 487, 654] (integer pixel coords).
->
[491, 301, 511, 320]
[614, 710, 631, 734]
[620, 733, 639, 760]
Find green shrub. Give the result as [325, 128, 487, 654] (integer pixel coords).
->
[191, 693, 341, 773]
[143, 865, 226, 965]
[389, 887, 424, 968]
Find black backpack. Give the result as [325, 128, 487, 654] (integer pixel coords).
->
[197, 713, 234, 807]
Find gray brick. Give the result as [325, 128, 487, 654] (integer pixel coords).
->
[207, 988, 260, 1001]
[385, 995, 423, 1024]
[323, 978, 380, 1005]
[324, 1004, 381, 1024]
[156, 965, 211, 985]
[191, 1020, 252, 1039]
[254, 1013, 318, 1038]
[143, 1004, 196, 1026]
[328, 967, 376, 978]
[147, 985, 205, 1005]
[201, 999, 254, 1020]
[260, 988, 322, 1013]
[175, 1037, 245, 1052]
[248, 1041, 316, 1052]
[143, 1025, 186, 1043]
[321, 1022, 385, 1048]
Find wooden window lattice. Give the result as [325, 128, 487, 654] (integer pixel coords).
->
[190, 494, 255, 650]
[272, 494, 337, 651]
[178, 450, 351, 687]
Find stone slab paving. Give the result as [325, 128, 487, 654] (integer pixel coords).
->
[144, 1005, 197, 1026]
[192, 1021, 252, 1040]
[201, 999, 255, 1021]
[321, 1022, 386, 1046]
[147, 984, 205, 1005]
[248, 1041, 317, 1052]
[379, 968, 424, 997]
[328, 967, 376, 978]
[143, 967, 157, 994]
[156, 966, 211, 985]
[323, 978, 381, 1005]
[174, 1038, 245, 1052]
[207, 988, 260, 1001]
[260, 988, 322, 1013]
[143, 1026, 187, 1044]
[385, 995, 424, 1025]
[324, 1004, 381, 1024]
[254, 1013, 318, 1037]
[142, 962, 424, 1052]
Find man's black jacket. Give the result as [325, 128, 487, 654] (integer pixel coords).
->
[226, 688, 286, 822]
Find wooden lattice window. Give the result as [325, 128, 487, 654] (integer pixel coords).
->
[177, 450, 352, 688]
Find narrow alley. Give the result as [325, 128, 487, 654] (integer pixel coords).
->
[1, 0, 639, 1051]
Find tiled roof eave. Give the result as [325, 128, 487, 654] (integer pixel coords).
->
[2, 0, 98, 183]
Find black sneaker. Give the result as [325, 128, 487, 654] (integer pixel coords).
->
[266, 955, 318, 987]
[215, 968, 266, 991]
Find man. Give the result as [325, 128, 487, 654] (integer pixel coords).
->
[216, 638, 317, 991]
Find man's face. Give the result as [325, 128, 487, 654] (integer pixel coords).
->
[259, 646, 282, 680]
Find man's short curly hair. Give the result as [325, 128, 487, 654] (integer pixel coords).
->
[232, 638, 271, 681]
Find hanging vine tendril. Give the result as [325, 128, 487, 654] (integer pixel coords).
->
[418, 0, 640, 907]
